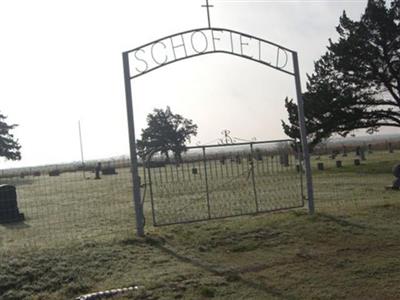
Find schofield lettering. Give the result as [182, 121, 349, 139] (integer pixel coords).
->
[170, 34, 188, 60]
[190, 30, 209, 54]
[210, 29, 222, 51]
[276, 47, 288, 69]
[151, 41, 168, 65]
[128, 29, 294, 78]
[133, 49, 148, 73]
[240, 34, 253, 58]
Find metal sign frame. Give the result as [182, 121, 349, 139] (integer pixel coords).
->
[123, 27, 314, 237]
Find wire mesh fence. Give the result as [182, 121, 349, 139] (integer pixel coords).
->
[0, 138, 399, 253]
[0, 160, 137, 252]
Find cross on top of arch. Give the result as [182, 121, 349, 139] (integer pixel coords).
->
[201, 0, 214, 28]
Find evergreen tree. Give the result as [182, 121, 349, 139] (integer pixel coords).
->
[0, 112, 21, 161]
[283, 0, 400, 148]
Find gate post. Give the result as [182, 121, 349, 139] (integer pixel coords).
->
[292, 52, 315, 214]
[122, 52, 145, 237]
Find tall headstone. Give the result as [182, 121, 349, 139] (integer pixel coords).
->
[0, 185, 24, 223]
[389, 143, 394, 153]
[95, 162, 102, 180]
[360, 148, 366, 161]
[342, 145, 348, 157]
[368, 144, 373, 154]
[355, 146, 361, 156]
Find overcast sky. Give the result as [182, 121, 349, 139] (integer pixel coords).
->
[2, 0, 391, 168]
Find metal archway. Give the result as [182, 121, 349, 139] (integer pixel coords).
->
[122, 27, 314, 237]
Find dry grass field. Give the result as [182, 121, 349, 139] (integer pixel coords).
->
[0, 149, 399, 299]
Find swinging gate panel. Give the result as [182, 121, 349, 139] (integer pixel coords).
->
[146, 140, 304, 226]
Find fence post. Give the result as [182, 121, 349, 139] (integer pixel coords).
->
[122, 52, 145, 237]
[250, 143, 259, 212]
[293, 52, 315, 214]
[202, 147, 212, 219]
[146, 166, 157, 226]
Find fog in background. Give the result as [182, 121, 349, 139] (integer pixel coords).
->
[2, 0, 395, 168]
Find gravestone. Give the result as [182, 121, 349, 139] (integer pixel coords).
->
[360, 148, 366, 161]
[102, 167, 117, 175]
[296, 164, 305, 173]
[49, 170, 60, 177]
[336, 160, 342, 168]
[342, 145, 348, 157]
[95, 162, 102, 180]
[146, 161, 166, 168]
[317, 162, 324, 171]
[255, 151, 263, 161]
[235, 155, 241, 164]
[389, 143, 394, 153]
[354, 159, 361, 166]
[391, 164, 400, 190]
[355, 146, 361, 156]
[279, 153, 289, 167]
[0, 185, 25, 223]
[330, 150, 339, 160]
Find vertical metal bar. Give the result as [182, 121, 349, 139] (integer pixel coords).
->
[147, 166, 157, 226]
[164, 165, 168, 183]
[250, 143, 259, 212]
[220, 155, 224, 178]
[187, 161, 191, 181]
[122, 52, 145, 237]
[78, 120, 86, 179]
[296, 139, 305, 206]
[214, 157, 218, 179]
[197, 157, 203, 180]
[158, 164, 163, 183]
[236, 152, 240, 175]
[175, 163, 179, 181]
[181, 160, 186, 181]
[202, 147, 211, 219]
[293, 52, 315, 214]
[170, 164, 174, 182]
[230, 152, 234, 177]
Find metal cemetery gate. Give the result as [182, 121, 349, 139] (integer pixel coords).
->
[123, 1, 315, 236]
[145, 140, 304, 226]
